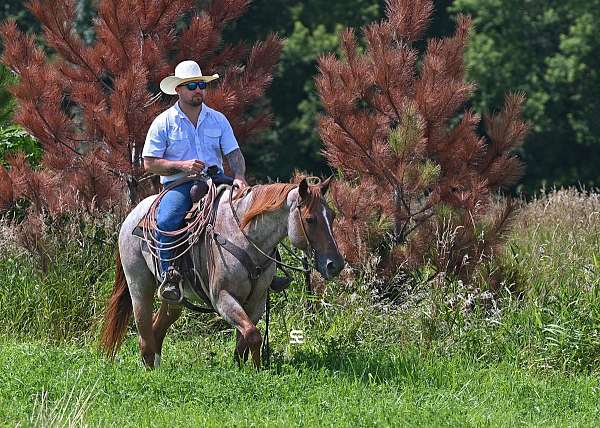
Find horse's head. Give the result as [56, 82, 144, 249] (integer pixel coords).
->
[288, 177, 344, 279]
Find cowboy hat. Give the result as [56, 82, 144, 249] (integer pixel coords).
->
[159, 60, 219, 95]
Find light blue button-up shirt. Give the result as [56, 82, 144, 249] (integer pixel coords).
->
[142, 102, 239, 184]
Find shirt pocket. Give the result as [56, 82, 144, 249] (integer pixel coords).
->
[166, 128, 189, 154]
[203, 128, 222, 151]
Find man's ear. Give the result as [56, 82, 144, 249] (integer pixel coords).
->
[298, 178, 309, 201]
[320, 175, 332, 196]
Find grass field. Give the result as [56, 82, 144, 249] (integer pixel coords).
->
[2, 337, 600, 427]
[1, 188, 599, 426]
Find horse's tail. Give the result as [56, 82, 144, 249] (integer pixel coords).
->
[100, 249, 132, 359]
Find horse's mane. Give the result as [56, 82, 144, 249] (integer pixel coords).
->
[239, 183, 297, 229]
[237, 174, 326, 229]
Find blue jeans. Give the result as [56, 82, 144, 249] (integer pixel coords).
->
[156, 181, 194, 274]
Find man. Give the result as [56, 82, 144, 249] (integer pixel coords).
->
[142, 60, 248, 303]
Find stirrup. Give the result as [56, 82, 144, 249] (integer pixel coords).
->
[157, 268, 184, 304]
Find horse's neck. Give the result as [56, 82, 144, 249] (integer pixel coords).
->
[232, 188, 296, 252]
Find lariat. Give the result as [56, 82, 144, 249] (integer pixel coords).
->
[142, 175, 218, 266]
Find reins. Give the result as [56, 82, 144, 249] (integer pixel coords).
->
[225, 183, 320, 369]
[227, 184, 317, 274]
[225, 184, 318, 369]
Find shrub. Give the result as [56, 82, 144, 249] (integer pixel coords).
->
[317, 0, 526, 284]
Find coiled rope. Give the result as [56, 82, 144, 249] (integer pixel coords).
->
[142, 175, 219, 265]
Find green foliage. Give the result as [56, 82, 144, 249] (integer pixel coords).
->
[0, 0, 41, 34]
[0, 0, 94, 38]
[491, 189, 600, 370]
[0, 64, 15, 125]
[0, 190, 600, 424]
[451, 0, 600, 189]
[0, 124, 42, 166]
[0, 188, 599, 372]
[419, 159, 441, 186]
[1, 29, 41, 168]
[388, 106, 426, 156]
[229, 1, 385, 180]
[271, 1, 381, 176]
[1, 0, 458, 183]
[0, 211, 118, 341]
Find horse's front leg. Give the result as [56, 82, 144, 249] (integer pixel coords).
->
[152, 302, 183, 359]
[131, 291, 159, 369]
[234, 330, 250, 367]
[215, 290, 262, 369]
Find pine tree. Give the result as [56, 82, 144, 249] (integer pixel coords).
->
[0, 0, 281, 213]
[317, 0, 527, 281]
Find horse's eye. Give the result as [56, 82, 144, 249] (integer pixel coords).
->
[305, 216, 316, 224]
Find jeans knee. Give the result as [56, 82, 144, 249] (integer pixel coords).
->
[156, 184, 193, 232]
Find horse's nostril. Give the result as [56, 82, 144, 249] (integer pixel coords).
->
[326, 260, 337, 272]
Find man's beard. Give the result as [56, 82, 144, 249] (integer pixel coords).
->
[190, 95, 203, 106]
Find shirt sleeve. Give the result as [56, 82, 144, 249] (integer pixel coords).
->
[142, 115, 168, 158]
[219, 114, 239, 155]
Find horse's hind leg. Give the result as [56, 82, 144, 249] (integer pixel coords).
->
[153, 302, 183, 358]
[215, 290, 262, 369]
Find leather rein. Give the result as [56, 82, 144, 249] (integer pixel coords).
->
[226, 184, 317, 275]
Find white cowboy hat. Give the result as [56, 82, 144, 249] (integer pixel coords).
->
[159, 60, 219, 95]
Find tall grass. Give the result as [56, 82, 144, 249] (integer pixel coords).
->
[0, 210, 119, 341]
[259, 188, 600, 372]
[28, 370, 98, 428]
[495, 188, 600, 370]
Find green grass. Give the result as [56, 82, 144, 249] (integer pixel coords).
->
[2, 337, 600, 427]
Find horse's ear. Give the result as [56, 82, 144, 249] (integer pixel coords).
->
[298, 178, 309, 201]
[320, 175, 333, 196]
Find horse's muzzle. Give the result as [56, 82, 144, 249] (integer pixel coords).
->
[318, 254, 344, 279]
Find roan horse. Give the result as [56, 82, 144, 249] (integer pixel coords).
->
[100, 177, 344, 368]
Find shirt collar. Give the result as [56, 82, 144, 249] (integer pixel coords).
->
[173, 101, 208, 125]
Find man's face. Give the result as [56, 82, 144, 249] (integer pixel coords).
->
[176, 80, 206, 107]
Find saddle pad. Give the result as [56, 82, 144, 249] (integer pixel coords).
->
[132, 216, 151, 238]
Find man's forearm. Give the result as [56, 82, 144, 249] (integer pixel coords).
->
[143, 158, 183, 175]
[226, 149, 246, 179]
[144, 157, 208, 176]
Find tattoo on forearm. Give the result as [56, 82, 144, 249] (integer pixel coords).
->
[226, 149, 246, 178]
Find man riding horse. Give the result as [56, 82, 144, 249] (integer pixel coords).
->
[101, 60, 345, 369]
[142, 60, 249, 304]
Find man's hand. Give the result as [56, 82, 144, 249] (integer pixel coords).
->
[178, 159, 205, 174]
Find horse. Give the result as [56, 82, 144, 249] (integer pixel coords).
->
[100, 176, 344, 369]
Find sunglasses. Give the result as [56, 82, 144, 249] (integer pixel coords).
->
[181, 81, 208, 91]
